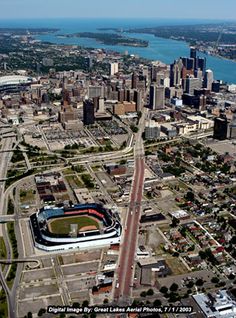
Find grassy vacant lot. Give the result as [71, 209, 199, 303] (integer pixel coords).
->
[49, 216, 99, 235]
[20, 189, 35, 204]
[65, 175, 83, 188]
[63, 167, 74, 175]
[0, 289, 8, 317]
[165, 256, 190, 275]
[0, 237, 7, 259]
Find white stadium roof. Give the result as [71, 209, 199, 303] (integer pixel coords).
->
[0, 75, 36, 86]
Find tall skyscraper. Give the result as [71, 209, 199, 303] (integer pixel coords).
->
[58, 105, 77, 124]
[85, 57, 93, 69]
[185, 76, 202, 95]
[141, 66, 149, 80]
[213, 114, 229, 140]
[195, 69, 203, 79]
[88, 86, 104, 99]
[118, 88, 125, 102]
[181, 57, 194, 70]
[170, 59, 183, 87]
[212, 81, 220, 93]
[97, 98, 105, 113]
[189, 47, 206, 73]
[203, 69, 214, 90]
[190, 47, 197, 60]
[132, 72, 138, 89]
[149, 84, 165, 110]
[83, 99, 95, 125]
[109, 62, 119, 76]
[196, 57, 206, 73]
[133, 90, 143, 112]
[229, 112, 236, 139]
[145, 120, 160, 140]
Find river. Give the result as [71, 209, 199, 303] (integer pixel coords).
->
[0, 18, 235, 84]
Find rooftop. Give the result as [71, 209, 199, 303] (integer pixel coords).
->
[0, 75, 36, 86]
[193, 290, 236, 318]
[170, 210, 189, 219]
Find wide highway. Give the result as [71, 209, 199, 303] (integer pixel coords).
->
[0, 134, 16, 318]
[114, 109, 147, 306]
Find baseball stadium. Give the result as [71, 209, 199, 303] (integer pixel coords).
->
[0, 75, 36, 92]
[30, 203, 122, 251]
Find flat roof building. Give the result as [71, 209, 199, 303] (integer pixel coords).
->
[145, 120, 160, 140]
[193, 290, 236, 318]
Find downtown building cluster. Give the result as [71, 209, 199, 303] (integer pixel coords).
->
[0, 43, 235, 145]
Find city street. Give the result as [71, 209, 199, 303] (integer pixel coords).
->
[114, 110, 147, 305]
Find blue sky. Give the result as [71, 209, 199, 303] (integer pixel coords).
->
[1, 0, 236, 20]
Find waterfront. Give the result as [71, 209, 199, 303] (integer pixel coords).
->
[0, 18, 235, 83]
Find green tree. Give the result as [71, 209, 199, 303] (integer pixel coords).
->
[199, 250, 207, 259]
[228, 273, 235, 280]
[132, 299, 139, 306]
[153, 299, 162, 306]
[38, 308, 46, 316]
[186, 281, 194, 288]
[211, 277, 219, 284]
[170, 283, 179, 292]
[92, 286, 98, 293]
[130, 125, 139, 133]
[218, 281, 226, 287]
[147, 288, 154, 296]
[82, 300, 89, 307]
[196, 278, 204, 286]
[160, 286, 168, 294]
[170, 218, 180, 228]
[169, 292, 179, 303]
[140, 291, 147, 297]
[185, 191, 195, 202]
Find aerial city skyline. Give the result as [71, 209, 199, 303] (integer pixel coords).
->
[0, 1, 236, 318]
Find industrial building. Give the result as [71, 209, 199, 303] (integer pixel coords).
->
[193, 290, 236, 318]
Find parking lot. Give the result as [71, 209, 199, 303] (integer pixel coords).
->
[62, 261, 99, 276]
[18, 296, 62, 318]
[19, 283, 59, 299]
[22, 268, 55, 283]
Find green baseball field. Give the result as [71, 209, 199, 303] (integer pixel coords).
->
[48, 216, 100, 235]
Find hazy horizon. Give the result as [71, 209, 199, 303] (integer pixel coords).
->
[0, 17, 235, 22]
[1, 0, 236, 20]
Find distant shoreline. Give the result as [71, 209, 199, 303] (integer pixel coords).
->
[96, 27, 235, 63]
[125, 22, 236, 63]
[0, 27, 59, 35]
[1, 19, 234, 83]
[56, 32, 149, 47]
